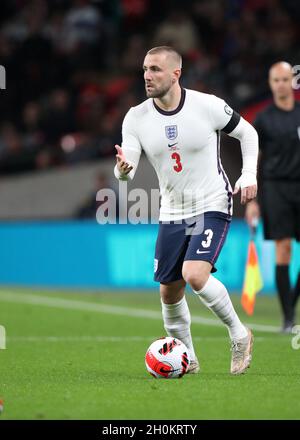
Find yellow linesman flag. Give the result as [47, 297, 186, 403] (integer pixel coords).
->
[241, 240, 263, 315]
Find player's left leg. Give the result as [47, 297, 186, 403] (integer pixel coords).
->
[182, 210, 254, 374]
[160, 280, 199, 373]
[182, 260, 253, 375]
[182, 261, 248, 341]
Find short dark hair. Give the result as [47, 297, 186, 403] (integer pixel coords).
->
[146, 46, 182, 69]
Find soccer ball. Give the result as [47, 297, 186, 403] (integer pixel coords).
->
[145, 337, 190, 379]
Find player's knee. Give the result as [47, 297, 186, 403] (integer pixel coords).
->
[160, 280, 185, 304]
[161, 290, 176, 304]
[276, 240, 291, 264]
[182, 268, 208, 291]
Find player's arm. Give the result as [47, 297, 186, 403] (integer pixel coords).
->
[209, 95, 259, 205]
[244, 114, 263, 225]
[227, 117, 258, 205]
[114, 109, 142, 181]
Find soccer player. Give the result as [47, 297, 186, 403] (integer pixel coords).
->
[114, 46, 258, 375]
[246, 61, 300, 333]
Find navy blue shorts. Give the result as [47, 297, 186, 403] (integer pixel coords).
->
[154, 211, 231, 283]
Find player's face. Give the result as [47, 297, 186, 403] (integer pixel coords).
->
[269, 66, 293, 99]
[143, 54, 175, 98]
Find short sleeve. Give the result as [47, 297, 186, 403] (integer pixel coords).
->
[209, 95, 240, 133]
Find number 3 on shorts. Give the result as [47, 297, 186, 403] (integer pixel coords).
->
[202, 229, 213, 248]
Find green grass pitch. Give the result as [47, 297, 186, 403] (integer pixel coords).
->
[0, 287, 299, 420]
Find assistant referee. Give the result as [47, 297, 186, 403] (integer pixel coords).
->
[246, 61, 300, 332]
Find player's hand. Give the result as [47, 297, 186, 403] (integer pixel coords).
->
[115, 145, 133, 176]
[245, 199, 260, 227]
[233, 172, 257, 205]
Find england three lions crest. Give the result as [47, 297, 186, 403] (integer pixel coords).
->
[165, 125, 178, 140]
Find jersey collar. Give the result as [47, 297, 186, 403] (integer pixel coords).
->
[153, 88, 186, 116]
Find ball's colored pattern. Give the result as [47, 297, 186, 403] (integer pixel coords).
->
[145, 337, 190, 379]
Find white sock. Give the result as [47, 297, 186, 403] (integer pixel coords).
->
[161, 296, 197, 361]
[194, 275, 247, 340]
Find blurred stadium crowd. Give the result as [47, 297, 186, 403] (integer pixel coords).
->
[0, 0, 300, 175]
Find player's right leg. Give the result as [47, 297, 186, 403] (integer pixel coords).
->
[154, 220, 199, 373]
[160, 280, 200, 373]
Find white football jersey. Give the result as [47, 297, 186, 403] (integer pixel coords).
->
[118, 88, 238, 221]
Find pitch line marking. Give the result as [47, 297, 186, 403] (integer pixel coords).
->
[6, 335, 270, 343]
[0, 290, 279, 333]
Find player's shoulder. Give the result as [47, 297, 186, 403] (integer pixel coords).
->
[125, 98, 153, 120]
[185, 89, 230, 117]
[185, 88, 224, 105]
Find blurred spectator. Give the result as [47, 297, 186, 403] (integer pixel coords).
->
[74, 171, 119, 220]
[62, 0, 102, 53]
[0, 123, 36, 173]
[62, 132, 98, 164]
[0, 0, 299, 176]
[121, 0, 150, 35]
[76, 82, 103, 131]
[15, 3, 53, 103]
[121, 34, 147, 74]
[153, 9, 200, 57]
[61, 0, 103, 71]
[42, 89, 75, 144]
[20, 101, 44, 152]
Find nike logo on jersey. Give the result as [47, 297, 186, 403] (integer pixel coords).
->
[196, 250, 210, 254]
[168, 142, 178, 148]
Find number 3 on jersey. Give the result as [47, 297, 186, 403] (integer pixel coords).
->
[171, 152, 183, 172]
